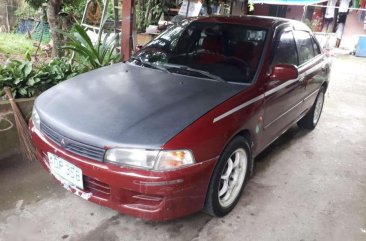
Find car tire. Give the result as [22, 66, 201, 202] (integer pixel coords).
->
[203, 136, 252, 217]
[298, 86, 325, 130]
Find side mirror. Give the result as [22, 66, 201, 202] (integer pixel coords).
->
[269, 64, 298, 82]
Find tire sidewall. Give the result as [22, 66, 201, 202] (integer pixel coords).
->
[298, 86, 326, 129]
[312, 87, 325, 127]
[207, 136, 252, 217]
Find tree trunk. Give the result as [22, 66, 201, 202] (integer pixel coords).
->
[46, 0, 62, 58]
[5, 3, 10, 32]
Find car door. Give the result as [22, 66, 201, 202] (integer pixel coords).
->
[294, 33, 329, 111]
[262, 28, 304, 146]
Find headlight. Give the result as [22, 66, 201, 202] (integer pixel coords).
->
[104, 148, 159, 169]
[31, 107, 40, 129]
[154, 150, 195, 170]
[104, 148, 195, 170]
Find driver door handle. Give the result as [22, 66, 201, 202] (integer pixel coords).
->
[298, 75, 306, 84]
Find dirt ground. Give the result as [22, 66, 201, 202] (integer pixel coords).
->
[0, 55, 365, 241]
[0, 52, 50, 66]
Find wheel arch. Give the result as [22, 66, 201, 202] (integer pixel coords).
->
[234, 129, 254, 175]
[215, 129, 254, 178]
[203, 129, 254, 216]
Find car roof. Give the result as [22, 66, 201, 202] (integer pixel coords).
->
[192, 15, 311, 32]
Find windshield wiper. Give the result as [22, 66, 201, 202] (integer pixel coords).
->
[130, 57, 170, 73]
[163, 63, 226, 82]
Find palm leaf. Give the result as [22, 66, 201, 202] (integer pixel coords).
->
[59, 24, 121, 70]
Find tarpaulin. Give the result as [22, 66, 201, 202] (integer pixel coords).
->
[252, 0, 328, 5]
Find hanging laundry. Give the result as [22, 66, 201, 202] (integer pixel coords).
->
[339, 0, 351, 13]
[357, 0, 366, 23]
[325, 0, 337, 19]
[324, 0, 337, 32]
[354, 0, 360, 8]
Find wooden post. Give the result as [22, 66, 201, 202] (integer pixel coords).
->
[121, 0, 135, 61]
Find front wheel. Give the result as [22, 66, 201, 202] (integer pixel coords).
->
[298, 86, 325, 130]
[203, 136, 252, 217]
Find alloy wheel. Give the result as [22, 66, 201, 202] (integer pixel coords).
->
[218, 148, 248, 208]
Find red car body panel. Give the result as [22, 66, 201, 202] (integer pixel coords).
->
[30, 16, 330, 221]
[31, 122, 217, 220]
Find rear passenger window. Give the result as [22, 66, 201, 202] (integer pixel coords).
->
[272, 31, 298, 66]
[294, 31, 315, 65]
[312, 37, 321, 55]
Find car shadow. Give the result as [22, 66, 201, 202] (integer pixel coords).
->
[253, 125, 311, 176]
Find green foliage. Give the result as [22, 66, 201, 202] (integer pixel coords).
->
[62, 0, 87, 18]
[26, 0, 84, 10]
[136, 0, 168, 32]
[60, 24, 120, 71]
[25, 0, 44, 9]
[15, 1, 39, 19]
[0, 58, 84, 98]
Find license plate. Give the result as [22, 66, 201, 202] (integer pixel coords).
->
[48, 153, 84, 189]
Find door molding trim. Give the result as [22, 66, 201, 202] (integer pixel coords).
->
[213, 76, 300, 123]
[213, 94, 265, 123]
[213, 83, 320, 124]
[264, 77, 299, 97]
[263, 99, 303, 129]
[304, 88, 319, 101]
[264, 88, 320, 129]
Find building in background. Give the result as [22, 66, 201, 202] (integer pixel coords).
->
[248, 0, 366, 51]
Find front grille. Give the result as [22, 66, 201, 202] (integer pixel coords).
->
[84, 176, 111, 199]
[40, 122, 105, 161]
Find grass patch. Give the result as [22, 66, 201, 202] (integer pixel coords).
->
[0, 33, 36, 56]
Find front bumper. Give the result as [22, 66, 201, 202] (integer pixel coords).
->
[30, 123, 217, 221]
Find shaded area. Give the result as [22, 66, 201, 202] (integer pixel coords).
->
[0, 154, 65, 212]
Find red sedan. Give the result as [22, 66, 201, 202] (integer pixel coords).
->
[30, 16, 330, 221]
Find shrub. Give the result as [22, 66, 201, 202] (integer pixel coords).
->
[60, 24, 121, 71]
[0, 58, 84, 98]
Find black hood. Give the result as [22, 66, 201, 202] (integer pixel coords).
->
[35, 63, 247, 149]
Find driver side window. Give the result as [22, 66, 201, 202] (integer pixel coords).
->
[272, 31, 299, 66]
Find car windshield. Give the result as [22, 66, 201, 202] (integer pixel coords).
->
[130, 20, 267, 84]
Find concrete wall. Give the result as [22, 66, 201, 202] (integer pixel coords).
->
[286, 5, 304, 20]
[253, 4, 270, 16]
[0, 98, 34, 159]
[231, 1, 246, 16]
[253, 4, 304, 20]
[341, 11, 366, 50]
